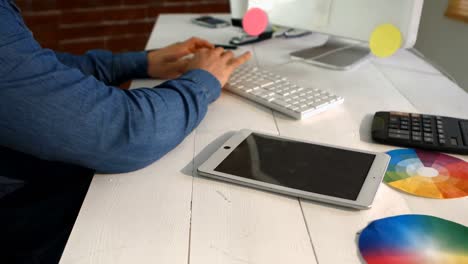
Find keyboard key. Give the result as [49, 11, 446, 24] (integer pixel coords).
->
[312, 101, 329, 109]
[261, 81, 275, 88]
[272, 99, 291, 108]
[328, 95, 339, 102]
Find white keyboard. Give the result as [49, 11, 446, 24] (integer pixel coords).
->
[226, 65, 344, 119]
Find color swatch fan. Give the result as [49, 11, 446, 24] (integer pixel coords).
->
[359, 215, 468, 264]
[384, 149, 468, 199]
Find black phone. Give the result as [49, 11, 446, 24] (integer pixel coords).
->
[191, 16, 230, 28]
[229, 31, 274, 46]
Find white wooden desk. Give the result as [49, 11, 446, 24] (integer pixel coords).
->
[60, 14, 468, 264]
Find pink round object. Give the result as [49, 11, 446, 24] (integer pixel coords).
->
[242, 8, 269, 36]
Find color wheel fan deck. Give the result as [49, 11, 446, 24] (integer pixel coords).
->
[384, 149, 468, 199]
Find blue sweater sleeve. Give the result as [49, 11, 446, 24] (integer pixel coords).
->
[54, 50, 150, 86]
[0, 2, 221, 173]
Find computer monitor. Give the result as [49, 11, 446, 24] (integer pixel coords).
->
[249, 0, 424, 70]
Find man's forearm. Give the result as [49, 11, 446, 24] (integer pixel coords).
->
[55, 50, 150, 86]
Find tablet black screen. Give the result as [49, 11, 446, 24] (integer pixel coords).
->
[215, 133, 376, 200]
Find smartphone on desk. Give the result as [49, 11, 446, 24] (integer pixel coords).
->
[191, 16, 230, 28]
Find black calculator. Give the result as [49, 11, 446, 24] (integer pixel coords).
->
[371, 111, 468, 155]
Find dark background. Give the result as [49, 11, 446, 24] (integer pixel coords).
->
[16, 0, 230, 54]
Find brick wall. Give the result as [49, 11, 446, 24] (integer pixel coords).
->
[16, 0, 230, 54]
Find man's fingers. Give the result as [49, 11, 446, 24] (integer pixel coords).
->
[229, 52, 252, 68]
[186, 37, 215, 51]
[213, 47, 225, 56]
[164, 49, 192, 62]
[221, 51, 234, 61]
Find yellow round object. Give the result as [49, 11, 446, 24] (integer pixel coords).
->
[369, 24, 403, 58]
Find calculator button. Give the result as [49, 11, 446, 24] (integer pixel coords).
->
[389, 116, 399, 123]
[412, 127, 421, 131]
[439, 139, 446, 145]
[412, 136, 422, 142]
[389, 129, 409, 135]
[450, 138, 458, 146]
[391, 112, 409, 117]
[439, 134, 445, 139]
[400, 125, 409, 130]
[423, 123, 432, 128]
[461, 121, 468, 146]
[424, 137, 434, 143]
[423, 128, 432, 133]
[438, 129, 444, 134]
[424, 132, 433, 138]
[413, 131, 422, 137]
[400, 117, 410, 122]
[389, 124, 399, 129]
[389, 133, 410, 140]
[436, 116, 442, 121]
[400, 120, 409, 126]
[423, 119, 432, 124]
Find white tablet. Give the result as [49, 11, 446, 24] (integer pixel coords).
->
[197, 130, 390, 209]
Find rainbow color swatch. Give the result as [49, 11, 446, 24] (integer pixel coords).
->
[384, 149, 468, 199]
[359, 215, 468, 264]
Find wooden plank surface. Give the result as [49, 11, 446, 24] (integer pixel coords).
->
[60, 134, 195, 264]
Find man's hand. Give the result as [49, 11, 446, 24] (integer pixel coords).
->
[186, 48, 252, 87]
[147, 37, 214, 79]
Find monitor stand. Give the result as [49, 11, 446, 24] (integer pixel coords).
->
[290, 37, 371, 71]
